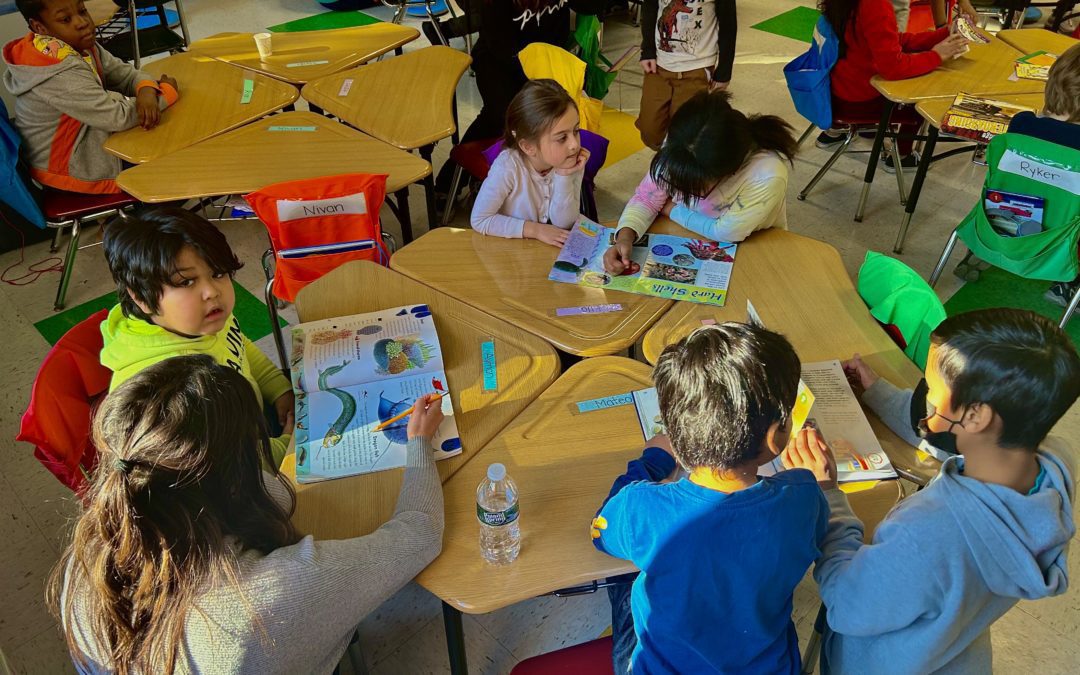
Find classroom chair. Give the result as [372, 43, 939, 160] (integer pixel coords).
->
[509, 636, 614, 675]
[244, 174, 396, 367]
[17, 309, 112, 496]
[859, 251, 947, 371]
[928, 133, 1080, 327]
[97, 1, 191, 69]
[439, 137, 497, 226]
[382, 0, 469, 52]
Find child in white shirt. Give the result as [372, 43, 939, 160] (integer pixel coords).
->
[470, 79, 589, 248]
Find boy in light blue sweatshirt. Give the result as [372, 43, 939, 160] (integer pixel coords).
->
[784, 308, 1079, 674]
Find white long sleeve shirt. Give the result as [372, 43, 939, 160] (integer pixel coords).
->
[470, 148, 583, 238]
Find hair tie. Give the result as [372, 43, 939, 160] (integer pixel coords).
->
[114, 458, 133, 474]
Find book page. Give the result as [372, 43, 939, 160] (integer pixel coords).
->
[632, 387, 666, 439]
[296, 371, 459, 482]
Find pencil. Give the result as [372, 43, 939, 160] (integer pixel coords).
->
[372, 392, 445, 432]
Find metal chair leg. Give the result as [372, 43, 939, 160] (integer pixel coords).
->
[887, 137, 908, 206]
[127, 0, 141, 68]
[50, 224, 64, 253]
[265, 275, 288, 369]
[798, 129, 856, 201]
[801, 604, 827, 675]
[855, 101, 895, 222]
[1061, 283, 1080, 328]
[441, 165, 464, 227]
[797, 123, 816, 146]
[174, 0, 191, 46]
[928, 229, 960, 288]
[54, 217, 82, 310]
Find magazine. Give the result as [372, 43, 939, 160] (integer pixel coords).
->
[940, 93, 1035, 143]
[984, 189, 1045, 237]
[289, 304, 461, 483]
[1015, 51, 1058, 81]
[549, 220, 738, 307]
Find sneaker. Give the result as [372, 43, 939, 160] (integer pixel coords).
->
[882, 151, 919, 174]
[1045, 280, 1080, 308]
[815, 130, 846, 149]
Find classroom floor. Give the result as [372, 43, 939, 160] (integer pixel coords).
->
[1, 1, 1078, 673]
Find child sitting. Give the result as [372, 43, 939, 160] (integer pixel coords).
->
[591, 322, 828, 673]
[818, 0, 967, 172]
[1006, 43, 1080, 307]
[2, 0, 179, 194]
[100, 207, 295, 466]
[785, 309, 1079, 673]
[470, 78, 589, 248]
[51, 355, 445, 673]
[603, 90, 797, 274]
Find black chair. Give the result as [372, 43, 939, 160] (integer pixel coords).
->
[98, 0, 190, 68]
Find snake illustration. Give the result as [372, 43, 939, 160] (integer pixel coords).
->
[318, 360, 355, 450]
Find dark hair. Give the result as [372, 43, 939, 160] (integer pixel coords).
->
[653, 322, 801, 470]
[930, 309, 1080, 449]
[15, 0, 46, 21]
[651, 91, 798, 205]
[49, 355, 298, 674]
[503, 78, 577, 152]
[103, 207, 242, 321]
[819, 0, 858, 59]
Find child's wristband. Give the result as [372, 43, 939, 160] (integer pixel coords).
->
[157, 81, 179, 107]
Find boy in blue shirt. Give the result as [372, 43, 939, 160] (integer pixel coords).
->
[785, 308, 1079, 673]
[591, 322, 828, 673]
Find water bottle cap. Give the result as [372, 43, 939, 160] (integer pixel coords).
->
[487, 463, 506, 482]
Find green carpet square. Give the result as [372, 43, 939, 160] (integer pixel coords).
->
[268, 11, 381, 33]
[943, 266, 1079, 347]
[34, 281, 285, 347]
[751, 6, 820, 43]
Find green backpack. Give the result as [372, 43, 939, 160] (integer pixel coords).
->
[858, 251, 947, 369]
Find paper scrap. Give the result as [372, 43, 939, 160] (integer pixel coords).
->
[481, 340, 497, 392]
[576, 393, 634, 413]
[555, 303, 623, 317]
[338, 78, 354, 97]
[268, 126, 318, 132]
[286, 59, 331, 68]
[700, 318, 716, 326]
[240, 78, 253, 104]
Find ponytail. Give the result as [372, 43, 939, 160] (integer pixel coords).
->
[746, 114, 798, 165]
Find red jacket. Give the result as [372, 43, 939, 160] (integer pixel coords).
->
[831, 0, 949, 102]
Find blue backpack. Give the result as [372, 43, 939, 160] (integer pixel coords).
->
[783, 15, 839, 131]
[0, 97, 45, 229]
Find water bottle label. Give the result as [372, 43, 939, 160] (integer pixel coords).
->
[477, 502, 519, 527]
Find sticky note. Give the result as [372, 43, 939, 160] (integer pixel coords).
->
[338, 78, 353, 97]
[576, 393, 634, 413]
[481, 340, 497, 391]
[268, 126, 318, 132]
[286, 59, 331, 68]
[555, 303, 623, 317]
[240, 78, 253, 104]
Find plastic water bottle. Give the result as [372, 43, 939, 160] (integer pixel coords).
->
[477, 463, 520, 564]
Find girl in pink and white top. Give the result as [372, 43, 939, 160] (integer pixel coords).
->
[470, 79, 589, 248]
[603, 91, 798, 274]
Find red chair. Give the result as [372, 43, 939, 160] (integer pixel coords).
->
[440, 137, 499, 227]
[510, 637, 614, 675]
[17, 309, 112, 494]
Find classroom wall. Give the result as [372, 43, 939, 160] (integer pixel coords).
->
[0, 11, 26, 113]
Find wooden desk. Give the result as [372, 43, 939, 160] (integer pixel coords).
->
[391, 225, 694, 357]
[997, 28, 1079, 57]
[641, 229, 938, 484]
[915, 92, 1046, 129]
[189, 24, 419, 86]
[116, 111, 430, 202]
[280, 261, 560, 540]
[418, 357, 903, 672]
[104, 52, 298, 163]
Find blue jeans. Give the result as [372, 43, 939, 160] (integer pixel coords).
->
[607, 573, 638, 674]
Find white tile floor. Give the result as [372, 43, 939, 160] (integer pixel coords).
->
[1, 1, 1077, 672]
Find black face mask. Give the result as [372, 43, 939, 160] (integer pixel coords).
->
[910, 378, 964, 456]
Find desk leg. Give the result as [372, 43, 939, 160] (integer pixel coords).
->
[442, 602, 469, 675]
[452, 94, 461, 146]
[393, 187, 414, 244]
[308, 102, 324, 116]
[395, 46, 404, 56]
[854, 101, 895, 223]
[419, 145, 439, 230]
[892, 126, 938, 254]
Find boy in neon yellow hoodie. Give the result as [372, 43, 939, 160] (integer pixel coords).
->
[100, 207, 294, 466]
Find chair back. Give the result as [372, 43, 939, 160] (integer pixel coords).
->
[956, 133, 1080, 282]
[783, 15, 839, 130]
[518, 42, 603, 132]
[857, 251, 946, 370]
[17, 309, 112, 494]
[481, 129, 610, 182]
[244, 173, 390, 302]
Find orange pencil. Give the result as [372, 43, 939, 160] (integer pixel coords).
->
[372, 392, 445, 432]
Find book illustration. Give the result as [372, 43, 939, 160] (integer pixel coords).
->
[952, 14, 989, 44]
[984, 190, 1045, 237]
[632, 388, 666, 439]
[940, 93, 1035, 144]
[317, 361, 356, 452]
[682, 239, 736, 262]
[1015, 51, 1057, 81]
[374, 335, 436, 375]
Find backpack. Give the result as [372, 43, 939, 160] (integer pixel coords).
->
[783, 15, 839, 131]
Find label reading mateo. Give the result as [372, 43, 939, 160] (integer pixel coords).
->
[477, 503, 519, 527]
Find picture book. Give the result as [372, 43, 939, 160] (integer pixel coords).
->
[289, 304, 461, 483]
[1015, 51, 1058, 81]
[633, 387, 666, 439]
[549, 220, 738, 307]
[941, 93, 1035, 143]
[984, 190, 1045, 237]
[951, 14, 989, 44]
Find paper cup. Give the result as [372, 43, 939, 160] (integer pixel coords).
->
[254, 32, 272, 60]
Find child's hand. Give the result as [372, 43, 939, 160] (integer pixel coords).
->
[274, 391, 295, 428]
[958, 0, 978, 21]
[135, 88, 160, 129]
[708, 80, 729, 92]
[602, 228, 636, 274]
[555, 147, 590, 176]
[646, 433, 673, 457]
[640, 59, 657, 74]
[158, 74, 179, 92]
[782, 428, 838, 490]
[407, 393, 445, 440]
[524, 221, 570, 248]
[281, 409, 295, 437]
[660, 199, 675, 217]
[933, 34, 969, 61]
[841, 353, 879, 397]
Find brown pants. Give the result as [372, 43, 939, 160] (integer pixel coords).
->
[636, 66, 711, 150]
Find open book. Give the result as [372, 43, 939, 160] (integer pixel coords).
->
[290, 304, 461, 483]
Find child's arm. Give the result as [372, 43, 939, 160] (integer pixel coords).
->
[899, 26, 950, 53]
[96, 46, 166, 98]
[547, 162, 584, 230]
[845, 354, 923, 448]
[591, 441, 676, 559]
[246, 337, 292, 406]
[639, 0, 659, 64]
[862, 0, 945, 80]
[713, 0, 737, 85]
[41, 67, 159, 133]
[667, 173, 786, 243]
[470, 157, 527, 238]
[614, 172, 671, 241]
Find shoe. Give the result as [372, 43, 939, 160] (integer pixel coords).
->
[1045, 280, 1080, 308]
[815, 130, 846, 149]
[882, 151, 919, 174]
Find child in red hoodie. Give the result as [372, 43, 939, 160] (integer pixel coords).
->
[817, 0, 967, 172]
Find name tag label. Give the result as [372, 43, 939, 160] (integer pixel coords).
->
[555, 303, 623, 317]
[481, 340, 497, 391]
[999, 149, 1080, 195]
[276, 194, 368, 222]
[240, 78, 254, 104]
[576, 393, 634, 413]
[338, 78, 353, 97]
[268, 125, 317, 132]
[286, 59, 331, 68]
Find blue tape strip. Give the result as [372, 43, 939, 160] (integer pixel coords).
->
[576, 393, 634, 413]
[481, 340, 497, 391]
